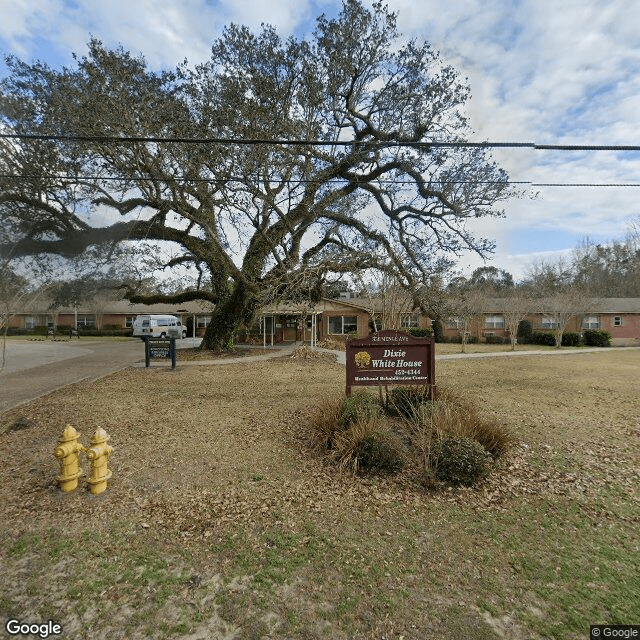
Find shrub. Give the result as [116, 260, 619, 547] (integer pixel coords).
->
[430, 387, 512, 459]
[447, 335, 478, 344]
[331, 415, 387, 472]
[29, 325, 49, 336]
[340, 391, 381, 428]
[407, 327, 433, 338]
[430, 436, 493, 486]
[561, 331, 580, 346]
[431, 319, 444, 343]
[355, 430, 405, 474]
[516, 319, 533, 344]
[484, 335, 509, 344]
[308, 395, 345, 450]
[387, 386, 430, 419]
[583, 329, 612, 347]
[530, 331, 556, 346]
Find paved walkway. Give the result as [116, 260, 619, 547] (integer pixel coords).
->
[2, 337, 637, 413]
[137, 342, 299, 367]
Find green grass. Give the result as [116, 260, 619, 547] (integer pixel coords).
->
[1, 351, 638, 639]
[2, 492, 638, 639]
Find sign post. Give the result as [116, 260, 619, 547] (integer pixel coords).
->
[345, 330, 435, 399]
[144, 337, 177, 369]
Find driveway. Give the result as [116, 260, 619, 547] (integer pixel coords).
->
[0, 338, 147, 413]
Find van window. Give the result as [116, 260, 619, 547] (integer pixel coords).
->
[158, 318, 169, 326]
[142, 319, 149, 327]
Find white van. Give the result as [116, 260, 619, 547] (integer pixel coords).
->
[132, 315, 187, 339]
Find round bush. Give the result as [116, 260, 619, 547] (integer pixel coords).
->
[583, 329, 612, 347]
[530, 331, 556, 346]
[561, 331, 580, 346]
[355, 430, 405, 474]
[340, 391, 381, 428]
[430, 436, 493, 486]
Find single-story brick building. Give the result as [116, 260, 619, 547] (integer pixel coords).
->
[441, 297, 640, 346]
[6, 295, 640, 346]
[3, 299, 215, 337]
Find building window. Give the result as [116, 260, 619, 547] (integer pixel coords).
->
[77, 314, 96, 327]
[125, 316, 136, 328]
[197, 315, 211, 328]
[328, 315, 358, 335]
[400, 314, 420, 328]
[613, 316, 623, 327]
[447, 317, 461, 329]
[541, 317, 558, 329]
[484, 315, 505, 329]
[582, 316, 600, 330]
[25, 316, 36, 329]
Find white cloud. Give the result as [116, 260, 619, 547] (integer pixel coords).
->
[0, 0, 318, 69]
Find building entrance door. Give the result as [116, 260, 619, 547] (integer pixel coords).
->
[283, 317, 297, 341]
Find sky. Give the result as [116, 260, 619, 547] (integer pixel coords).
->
[1, 0, 639, 281]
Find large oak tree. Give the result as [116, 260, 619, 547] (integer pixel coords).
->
[0, 0, 513, 349]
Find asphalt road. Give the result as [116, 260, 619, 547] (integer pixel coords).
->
[0, 338, 151, 413]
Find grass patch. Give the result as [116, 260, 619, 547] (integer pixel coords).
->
[0, 350, 638, 638]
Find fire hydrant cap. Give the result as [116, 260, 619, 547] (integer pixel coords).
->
[90, 427, 110, 444]
[59, 425, 80, 442]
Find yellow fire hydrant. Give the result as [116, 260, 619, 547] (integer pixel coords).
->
[85, 428, 113, 495]
[54, 425, 84, 492]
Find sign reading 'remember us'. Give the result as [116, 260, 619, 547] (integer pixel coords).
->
[345, 330, 435, 398]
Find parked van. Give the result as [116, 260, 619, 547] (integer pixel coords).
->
[132, 315, 186, 339]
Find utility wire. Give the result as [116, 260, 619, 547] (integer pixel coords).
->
[1, 173, 639, 188]
[2, 132, 640, 151]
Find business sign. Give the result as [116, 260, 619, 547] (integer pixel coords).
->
[144, 337, 177, 369]
[345, 330, 435, 398]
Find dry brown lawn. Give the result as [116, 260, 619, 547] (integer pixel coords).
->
[0, 349, 638, 639]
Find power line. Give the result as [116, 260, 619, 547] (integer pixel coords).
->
[1, 173, 639, 188]
[2, 132, 640, 151]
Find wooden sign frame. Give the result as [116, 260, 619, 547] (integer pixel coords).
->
[345, 330, 435, 399]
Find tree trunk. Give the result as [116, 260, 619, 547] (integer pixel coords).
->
[555, 326, 563, 348]
[201, 283, 259, 351]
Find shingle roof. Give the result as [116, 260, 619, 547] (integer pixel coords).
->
[16, 297, 215, 315]
[486, 297, 640, 314]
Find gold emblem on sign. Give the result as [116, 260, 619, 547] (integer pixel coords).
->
[354, 351, 371, 368]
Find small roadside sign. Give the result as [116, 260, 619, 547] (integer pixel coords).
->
[144, 337, 177, 370]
